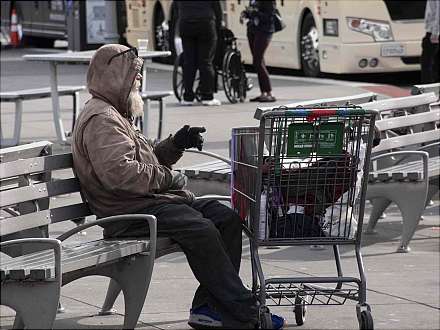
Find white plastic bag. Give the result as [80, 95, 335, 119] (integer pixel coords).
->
[321, 142, 366, 238]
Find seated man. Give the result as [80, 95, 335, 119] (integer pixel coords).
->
[71, 44, 284, 329]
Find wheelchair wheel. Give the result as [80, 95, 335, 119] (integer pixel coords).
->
[222, 49, 246, 103]
[172, 53, 201, 102]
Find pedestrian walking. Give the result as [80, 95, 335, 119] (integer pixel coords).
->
[177, 0, 222, 106]
[72, 44, 285, 329]
[420, 0, 439, 83]
[241, 0, 278, 103]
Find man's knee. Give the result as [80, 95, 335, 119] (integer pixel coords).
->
[225, 208, 242, 230]
[191, 218, 220, 237]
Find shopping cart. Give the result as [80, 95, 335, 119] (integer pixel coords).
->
[230, 106, 377, 329]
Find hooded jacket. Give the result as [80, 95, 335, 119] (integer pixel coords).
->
[72, 44, 194, 234]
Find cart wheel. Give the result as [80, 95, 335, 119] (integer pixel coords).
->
[294, 294, 306, 326]
[260, 308, 273, 329]
[222, 49, 242, 103]
[359, 310, 374, 330]
[172, 53, 201, 102]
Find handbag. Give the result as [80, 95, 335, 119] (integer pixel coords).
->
[273, 9, 286, 32]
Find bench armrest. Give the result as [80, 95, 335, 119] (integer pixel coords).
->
[417, 141, 439, 157]
[56, 214, 157, 257]
[371, 151, 429, 181]
[185, 150, 231, 165]
[0, 238, 62, 281]
[196, 194, 231, 202]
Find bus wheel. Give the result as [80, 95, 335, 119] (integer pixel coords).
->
[300, 12, 320, 77]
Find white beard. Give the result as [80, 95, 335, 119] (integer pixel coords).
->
[128, 87, 144, 118]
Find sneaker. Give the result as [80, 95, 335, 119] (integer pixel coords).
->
[250, 96, 262, 102]
[201, 98, 221, 106]
[180, 100, 195, 106]
[271, 313, 286, 330]
[258, 95, 276, 103]
[188, 305, 223, 329]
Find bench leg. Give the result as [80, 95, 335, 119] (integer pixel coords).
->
[72, 91, 80, 132]
[394, 192, 427, 253]
[2, 281, 59, 329]
[99, 278, 121, 315]
[366, 198, 392, 234]
[426, 183, 439, 207]
[158, 99, 164, 140]
[366, 182, 427, 253]
[12, 99, 23, 146]
[94, 254, 154, 329]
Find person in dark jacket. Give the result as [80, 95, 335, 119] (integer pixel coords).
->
[420, 0, 439, 83]
[177, 0, 222, 106]
[242, 0, 277, 102]
[72, 44, 285, 329]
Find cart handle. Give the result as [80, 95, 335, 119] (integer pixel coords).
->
[260, 106, 378, 121]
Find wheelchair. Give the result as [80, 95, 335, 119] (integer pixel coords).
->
[172, 27, 252, 104]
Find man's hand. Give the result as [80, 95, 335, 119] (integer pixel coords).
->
[173, 125, 206, 151]
[169, 170, 188, 190]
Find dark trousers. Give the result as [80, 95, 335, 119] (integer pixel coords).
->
[247, 29, 273, 93]
[421, 33, 439, 84]
[109, 199, 259, 328]
[180, 20, 217, 101]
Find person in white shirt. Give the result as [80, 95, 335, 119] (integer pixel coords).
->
[421, 0, 439, 83]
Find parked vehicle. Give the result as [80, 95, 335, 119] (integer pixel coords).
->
[125, 0, 426, 76]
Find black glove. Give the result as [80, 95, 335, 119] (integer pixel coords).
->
[169, 170, 188, 190]
[173, 125, 206, 151]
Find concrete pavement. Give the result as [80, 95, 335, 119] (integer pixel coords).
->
[0, 48, 439, 329]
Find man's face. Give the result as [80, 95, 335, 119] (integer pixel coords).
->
[128, 73, 144, 118]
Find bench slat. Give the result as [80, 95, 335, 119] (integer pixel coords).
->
[0, 141, 52, 163]
[373, 130, 439, 153]
[375, 110, 440, 132]
[0, 153, 73, 179]
[1, 240, 146, 269]
[0, 178, 81, 207]
[141, 91, 173, 100]
[0, 86, 85, 100]
[0, 203, 92, 236]
[50, 203, 92, 224]
[360, 93, 437, 113]
[0, 210, 51, 236]
[1, 240, 151, 278]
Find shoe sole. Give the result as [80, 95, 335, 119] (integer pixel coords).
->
[188, 321, 223, 330]
[188, 314, 222, 329]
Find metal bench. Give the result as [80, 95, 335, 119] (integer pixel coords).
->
[135, 91, 173, 140]
[0, 86, 86, 147]
[411, 82, 440, 99]
[0, 141, 173, 329]
[359, 92, 439, 252]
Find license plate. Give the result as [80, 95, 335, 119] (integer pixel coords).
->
[381, 44, 406, 57]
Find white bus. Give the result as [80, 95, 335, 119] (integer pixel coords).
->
[125, 0, 426, 76]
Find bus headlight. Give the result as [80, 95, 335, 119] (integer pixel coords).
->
[346, 17, 393, 42]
